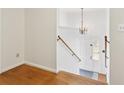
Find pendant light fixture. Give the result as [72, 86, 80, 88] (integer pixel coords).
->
[79, 8, 88, 34]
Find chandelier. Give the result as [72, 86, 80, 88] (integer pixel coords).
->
[79, 8, 88, 34]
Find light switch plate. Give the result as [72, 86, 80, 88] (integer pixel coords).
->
[118, 24, 124, 31]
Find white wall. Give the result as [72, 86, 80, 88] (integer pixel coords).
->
[110, 9, 124, 84]
[1, 9, 25, 72]
[57, 9, 81, 74]
[25, 9, 57, 72]
[0, 8, 57, 73]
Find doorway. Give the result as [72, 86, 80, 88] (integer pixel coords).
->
[57, 8, 110, 83]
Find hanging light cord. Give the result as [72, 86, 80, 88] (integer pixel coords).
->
[81, 8, 83, 29]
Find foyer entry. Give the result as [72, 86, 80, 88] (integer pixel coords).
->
[57, 8, 110, 83]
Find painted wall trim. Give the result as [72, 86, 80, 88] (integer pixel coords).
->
[0, 9, 2, 74]
[0, 61, 25, 73]
[0, 61, 57, 74]
[24, 61, 57, 73]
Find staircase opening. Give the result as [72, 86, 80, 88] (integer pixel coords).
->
[57, 8, 110, 84]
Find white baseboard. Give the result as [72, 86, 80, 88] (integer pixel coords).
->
[0, 61, 25, 73]
[0, 61, 57, 74]
[24, 61, 57, 73]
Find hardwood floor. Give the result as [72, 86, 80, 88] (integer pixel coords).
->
[98, 73, 106, 83]
[0, 64, 107, 85]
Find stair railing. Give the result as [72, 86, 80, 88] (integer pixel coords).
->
[57, 35, 81, 62]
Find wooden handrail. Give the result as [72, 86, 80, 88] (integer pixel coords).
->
[57, 35, 81, 62]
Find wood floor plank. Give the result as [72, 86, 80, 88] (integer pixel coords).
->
[98, 73, 106, 83]
[0, 64, 107, 85]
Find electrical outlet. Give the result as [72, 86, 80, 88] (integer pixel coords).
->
[118, 24, 124, 31]
[16, 53, 20, 58]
